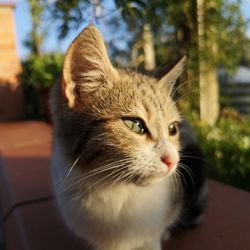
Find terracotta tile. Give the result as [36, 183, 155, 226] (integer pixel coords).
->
[2, 141, 51, 158]
[166, 180, 250, 250]
[0, 143, 53, 217]
[0, 121, 51, 151]
[4, 200, 86, 250]
[3, 206, 29, 250]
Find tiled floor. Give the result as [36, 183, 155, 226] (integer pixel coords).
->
[0, 121, 250, 250]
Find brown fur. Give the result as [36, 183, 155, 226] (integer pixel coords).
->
[50, 25, 187, 250]
[51, 25, 184, 178]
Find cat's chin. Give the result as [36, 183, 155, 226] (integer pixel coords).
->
[134, 165, 178, 186]
[136, 177, 166, 186]
[134, 172, 168, 187]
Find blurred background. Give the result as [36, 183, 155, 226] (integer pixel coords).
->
[0, 0, 250, 191]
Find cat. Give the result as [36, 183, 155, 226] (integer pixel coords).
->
[50, 25, 208, 250]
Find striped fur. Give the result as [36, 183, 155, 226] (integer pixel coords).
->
[50, 25, 207, 250]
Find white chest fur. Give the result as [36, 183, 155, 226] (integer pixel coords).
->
[52, 141, 182, 250]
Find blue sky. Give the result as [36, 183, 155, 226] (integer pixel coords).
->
[14, 0, 90, 59]
[7, 0, 250, 59]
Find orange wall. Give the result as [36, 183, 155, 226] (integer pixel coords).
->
[0, 4, 24, 121]
[0, 4, 20, 84]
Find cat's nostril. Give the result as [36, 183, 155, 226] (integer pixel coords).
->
[161, 155, 174, 169]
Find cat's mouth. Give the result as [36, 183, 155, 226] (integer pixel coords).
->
[131, 165, 177, 186]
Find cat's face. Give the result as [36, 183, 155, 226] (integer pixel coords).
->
[58, 25, 185, 186]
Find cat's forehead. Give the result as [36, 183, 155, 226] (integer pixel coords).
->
[95, 69, 179, 122]
[115, 70, 173, 105]
[117, 70, 158, 89]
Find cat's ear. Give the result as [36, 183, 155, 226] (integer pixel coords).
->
[157, 56, 186, 90]
[62, 25, 118, 108]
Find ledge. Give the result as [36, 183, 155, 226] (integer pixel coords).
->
[0, 122, 249, 250]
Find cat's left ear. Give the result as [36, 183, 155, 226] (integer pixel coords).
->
[62, 25, 118, 108]
[158, 56, 186, 90]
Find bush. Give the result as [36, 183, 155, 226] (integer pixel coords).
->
[20, 53, 64, 120]
[20, 53, 64, 88]
[187, 112, 250, 191]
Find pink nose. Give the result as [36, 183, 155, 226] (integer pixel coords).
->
[161, 155, 175, 169]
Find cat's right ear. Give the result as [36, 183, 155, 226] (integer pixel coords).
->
[157, 56, 186, 91]
[62, 25, 118, 108]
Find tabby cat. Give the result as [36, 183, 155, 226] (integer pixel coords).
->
[50, 25, 207, 250]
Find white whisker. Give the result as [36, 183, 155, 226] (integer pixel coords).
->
[67, 156, 81, 177]
[178, 163, 195, 193]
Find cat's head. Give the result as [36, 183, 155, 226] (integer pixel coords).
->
[59, 25, 185, 186]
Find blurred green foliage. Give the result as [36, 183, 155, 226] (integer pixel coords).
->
[20, 53, 64, 88]
[20, 53, 64, 120]
[21, 0, 250, 191]
[185, 109, 250, 191]
[50, 0, 249, 71]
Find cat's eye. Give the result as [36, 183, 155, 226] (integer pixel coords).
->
[168, 122, 179, 136]
[123, 118, 146, 135]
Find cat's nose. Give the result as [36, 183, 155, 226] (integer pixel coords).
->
[161, 155, 176, 169]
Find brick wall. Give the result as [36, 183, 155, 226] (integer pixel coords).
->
[0, 3, 24, 121]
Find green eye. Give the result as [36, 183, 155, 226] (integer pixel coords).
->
[123, 118, 146, 134]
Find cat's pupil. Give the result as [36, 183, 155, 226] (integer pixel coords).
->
[123, 118, 145, 134]
[168, 122, 179, 136]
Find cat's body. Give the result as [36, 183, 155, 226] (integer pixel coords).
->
[50, 25, 207, 250]
[53, 143, 180, 250]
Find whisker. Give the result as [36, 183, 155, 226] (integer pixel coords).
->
[180, 155, 206, 162]
[175, 168, 186, 187]
[110, 167, 138, 187]
[87, 158, 132, 174]
[85, 166, 128, 192]
[58, 158, 132, 193]
[170, 78, 198, 99]
[173, 89, 198, 104]
[178, 163, 195, 193]
[172, 173, 180, 194]
[66, 156, 81, 177]
[63, 158, 131, 184]
[61, 164, 129, 194]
